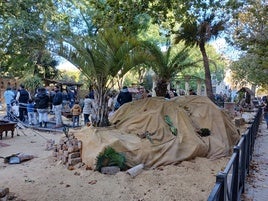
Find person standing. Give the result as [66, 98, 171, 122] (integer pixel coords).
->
[68, 87, 76, 108]
[26, 99, 36, 125]
[116, 86, 132, 109]
[62, 89, 70, 112]
[35, 87, 50, 128]
[107, 92, 115, 116]
[82, 95, 94, 125]
[3, 86, 15, 118]
[16, 84, 31, 122]
[52, 85, 63, 128]
[70, 100, 82, 127]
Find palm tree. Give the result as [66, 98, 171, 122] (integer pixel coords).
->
[59, 29, 143, 127]
[141, 41, 198, 96]
[174, 14, 225, 101]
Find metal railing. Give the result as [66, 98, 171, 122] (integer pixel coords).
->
[207, 108, 262, 201]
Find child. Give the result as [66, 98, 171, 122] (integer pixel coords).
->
[27, 99, 36, 125]
[70, 100, 82, 127]
[10, 100, 19, 121]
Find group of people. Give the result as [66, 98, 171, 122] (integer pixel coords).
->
[5, 83, 267, 130]
[3, 84, 81, 128]
[110, 86, 152, 113]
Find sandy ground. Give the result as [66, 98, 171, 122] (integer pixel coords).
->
[0, 120, 230, 201]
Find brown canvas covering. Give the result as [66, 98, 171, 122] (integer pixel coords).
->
[75, 96, 240, 169]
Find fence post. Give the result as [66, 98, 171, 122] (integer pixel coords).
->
[232, 146, 240, 201]
[240, 135, 246, 193]
[216, 172, 227, 201]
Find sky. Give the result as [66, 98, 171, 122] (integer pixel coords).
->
[210, 38, 241, 61]
[56, 56, 79, 71]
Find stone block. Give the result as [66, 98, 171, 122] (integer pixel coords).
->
[67, 146, 74, 153]
[68, 152, 80, 159]
[63, 151, 69, 157]
[68, 158, 82, 166]
[101, 166, 120, 175]
[78, 141, 82, 149]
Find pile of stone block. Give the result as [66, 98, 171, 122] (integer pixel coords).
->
[52, 133, 82, 167]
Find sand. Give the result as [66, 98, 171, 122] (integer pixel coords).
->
[0, 122, 230, 201]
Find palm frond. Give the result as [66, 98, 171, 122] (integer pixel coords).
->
[174, 20, 198, 47]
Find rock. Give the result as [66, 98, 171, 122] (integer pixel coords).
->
[68, 158, 82, 166]
[68, 152, 80, 159]
[101, 166, 120, 175]
[0, 188, 9, 198]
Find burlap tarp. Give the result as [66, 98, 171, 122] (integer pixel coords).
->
[75, 96, 240, 169]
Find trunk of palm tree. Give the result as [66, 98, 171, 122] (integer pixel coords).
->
[155, 79, 168, 97]
[94, 88, 110, 127]
[199, 41, 214, 101]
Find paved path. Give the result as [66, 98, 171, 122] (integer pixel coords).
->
[241, 120, 268, 201]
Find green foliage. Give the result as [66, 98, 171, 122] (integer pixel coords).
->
[59, 28, 146, 126]
[230, 52, 268, 88]
[87, 0, 152, 35]
[0, 0, 62, 78]
[141, 41, 198, 96]
[95, 147, 126, 172]
[177, 44, 227, 89]
[23, 75, 43, 95]
[164, 115, 177, 136]
[172, 0, 241, 101]
[228, 0, 268, 88]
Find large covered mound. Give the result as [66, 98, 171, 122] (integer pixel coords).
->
[75, 96, 240, 169]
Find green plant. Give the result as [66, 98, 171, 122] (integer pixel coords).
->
[95, 147, 126, 172]
[23, 75, 43, 95]
[164, 115, 177, 136]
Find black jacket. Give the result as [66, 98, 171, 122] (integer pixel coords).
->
[35, 92, 50, 109]
[117, 90, 132, 106]
[18, 89, 30, 104]
[52, 90, 63, 106]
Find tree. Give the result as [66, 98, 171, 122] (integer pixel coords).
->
[59, 28, 145, 127]
[0, 0, 62, 78]
[86, 0, 241, 101]
[174, 4, 228, 101]
[141, 41, 198, 96]
[87, 0, 154, 35]
[23, 75, 44, 96]
[177, 45, 227, 91]
[229, 0, 268, 88]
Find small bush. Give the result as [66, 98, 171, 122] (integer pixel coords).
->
[95, 146, 126, 172]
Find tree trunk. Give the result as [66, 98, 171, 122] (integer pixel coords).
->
[94, 88, 110, 127]
[199, 41, 214, 101]
[155, 79, 168, 97]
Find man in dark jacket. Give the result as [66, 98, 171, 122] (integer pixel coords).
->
[35, 87, 50, 128]
[16, 84, 31, 122]
[116, 86, 132, 109]
[52, 85, 63, 128]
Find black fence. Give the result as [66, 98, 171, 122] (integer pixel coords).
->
[207, 108, 262, 201]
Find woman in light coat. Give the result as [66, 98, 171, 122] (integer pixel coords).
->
[82, 95, 94, 125]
